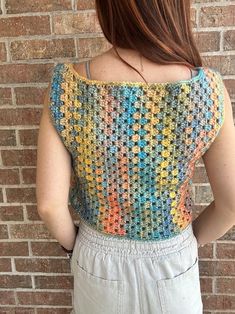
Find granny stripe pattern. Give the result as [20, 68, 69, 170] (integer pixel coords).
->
[49, 63, 225, 241]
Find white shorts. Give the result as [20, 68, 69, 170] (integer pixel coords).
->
[70, 219, 203, 314]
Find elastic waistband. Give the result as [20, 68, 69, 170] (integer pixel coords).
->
[75, 219, 195, 258]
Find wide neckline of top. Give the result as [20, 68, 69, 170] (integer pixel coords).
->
[66, 62, 204, 88]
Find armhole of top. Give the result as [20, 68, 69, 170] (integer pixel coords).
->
[48, 63, 60, 127]
[48, 63, 73, 155]
[48, 63, 63, 125]
[200, 69, 226, 156]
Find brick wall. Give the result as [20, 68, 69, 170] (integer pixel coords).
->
[0, 0, 234, 312]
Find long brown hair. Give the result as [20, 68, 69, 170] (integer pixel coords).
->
[95, 0, 202, 83]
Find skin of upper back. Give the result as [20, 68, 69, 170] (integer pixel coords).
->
[74, 48, 198, 84]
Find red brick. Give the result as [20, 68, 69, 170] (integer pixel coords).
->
[198, 243, 213, 259]
[199, 260, 235, 276]
[0, 242, 28, 256]
[0, 225, 8, 239]
[0, 206, 23, 221]
[0, 169, 19, 184]
[202, 294, 235, 310]
[6, 187, 36, 203]
[224, 79, 235, 100]
[15, 87, 46, 106]
[216, 242, 235, 259]
[193, 205, 205, 216]
[194, 31, 220, 52]
[17, 291, 71, 306]
[11, 38, 76, 60]
[0, 88, 12, 106]
[31, 241, 70, 259]
[200, 5, 235, 27]
[220, 225, 235, 241]
[5, 0, 71, 13]
[1, 149, 37, 166]
[9, 223, 51, 239]
[19, 129, 38, 146]
[0, 63, 52, 84]
[224, 30, 235, 51]
[194, 185, 213, 204]
[78, 37, 112, 58]
[0, 291, 15, 305]
[54, 11, 101, 35]
[216, 278, 235, 294]
[0, 189, 3, 203]
[200, 277, 213, 293]
[0, 130, 16, 146]
[195, 157, 204, 166]
[202, 55, 235, 75]
[15, 258, 70, 273]
[22, 168, 36, 184]
[77, 0, 95, 10]
[0, 275, 32, 288]
[35, 275, 73, 289]
[0, 308, 35, 313]
[0, 42, 7, 62]
[26, 205, 41, 221]
[0, 16, 50, 37]
[193, 165, 208, 183]
[0, 108, 42, 126]
[37, 309, 72, 314]
[0, 258, 12, 271]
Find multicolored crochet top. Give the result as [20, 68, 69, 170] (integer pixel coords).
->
[49, 62, 225, 241]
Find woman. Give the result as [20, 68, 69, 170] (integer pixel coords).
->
[36, 1, 235, 313]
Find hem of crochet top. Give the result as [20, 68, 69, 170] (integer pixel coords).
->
[75, 216, 193, 243]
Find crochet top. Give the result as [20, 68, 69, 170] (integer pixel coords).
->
[49, 62, 225, 241]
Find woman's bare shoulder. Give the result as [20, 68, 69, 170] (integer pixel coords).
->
[72, 49, 113, 77]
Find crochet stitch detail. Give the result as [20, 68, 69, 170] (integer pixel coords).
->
[49, 62, 225, 241]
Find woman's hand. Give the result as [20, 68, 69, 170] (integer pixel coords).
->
[60, 223, 79, 258]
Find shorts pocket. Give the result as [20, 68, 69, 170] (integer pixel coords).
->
[76, 258, 122, 288]
[155, 256, 203, 314]
[73, 249, 123, 314]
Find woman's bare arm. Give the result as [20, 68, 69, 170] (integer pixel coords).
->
[193, 82, 235, 246]
[36, 84, 77, 250]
